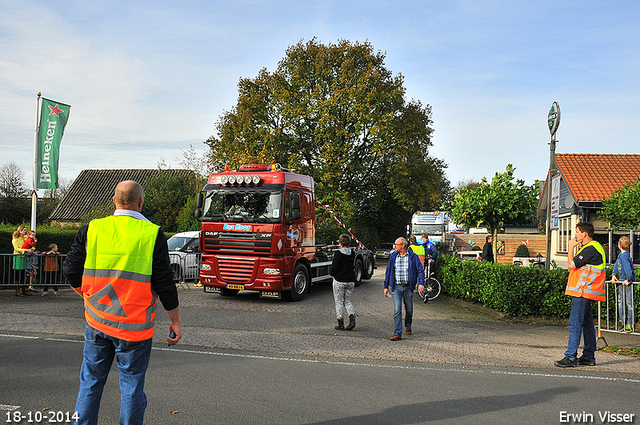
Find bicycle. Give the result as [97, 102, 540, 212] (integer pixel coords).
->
[420, 258, 441, 301]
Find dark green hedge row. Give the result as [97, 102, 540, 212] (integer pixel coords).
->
[436, 255, 574, 318]
[1, 225, 175, 255]
[0, 227, 79, 254]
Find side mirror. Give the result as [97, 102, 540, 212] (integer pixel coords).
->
[290, 192, 300, 210]
[292, 211, 301, 220]
[196, 192, 203, 208]
[194, 192, 204, 218]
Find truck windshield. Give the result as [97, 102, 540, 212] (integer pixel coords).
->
[201, 190, 283, 223]
[411, 224, 443, 236]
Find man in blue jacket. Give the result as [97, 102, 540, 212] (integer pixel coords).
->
[384, 237, 425, 341]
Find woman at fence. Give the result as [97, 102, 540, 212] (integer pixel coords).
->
[11, 226, 34, 297]
[612, 236, 636, 333]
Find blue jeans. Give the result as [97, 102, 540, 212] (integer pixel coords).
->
[618, 284, 635, 327]
[392, 285, 413, 336]
[75, 324, 153, 425]
[564, 297, 596, 361]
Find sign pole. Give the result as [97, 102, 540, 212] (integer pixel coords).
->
[31, 92, 42, 232]
[545, 102, 560, 270]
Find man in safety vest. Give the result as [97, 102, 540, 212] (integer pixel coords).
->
[408, 235, 425, 267]
[555, 221, 605, 368]
[64, 180, 182, 425]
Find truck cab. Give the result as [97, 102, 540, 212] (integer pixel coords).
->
[195, 164, 374, 301]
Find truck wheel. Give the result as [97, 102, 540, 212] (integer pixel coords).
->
[354, 259, 363, 287]
[363, 253, 374, 280]
[286, 263, 309, 301]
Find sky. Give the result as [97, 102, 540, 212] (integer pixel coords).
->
[1, 0, 639, 193]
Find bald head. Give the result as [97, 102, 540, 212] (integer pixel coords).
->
[113, 180, 144, 211]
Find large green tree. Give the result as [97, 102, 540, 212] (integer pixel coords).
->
[599, 176, 640, 230]
[205, 38, 449, 246]
[450, 165, 539, 259]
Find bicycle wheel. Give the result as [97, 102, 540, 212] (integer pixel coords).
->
[424, 277, 441, 300]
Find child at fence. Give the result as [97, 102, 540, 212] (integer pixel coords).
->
[22, 230, 39, 292]
[42, 243, 61, 296]
[611, 236, 637, 333]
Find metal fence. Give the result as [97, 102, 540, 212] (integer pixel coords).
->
[168, 252, 201, 288]
[598, 280, 639, 340]
[1, 253, 68, 288]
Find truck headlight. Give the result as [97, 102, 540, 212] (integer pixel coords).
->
[200, 264, 211, 271]
[263, 268, 281, 275]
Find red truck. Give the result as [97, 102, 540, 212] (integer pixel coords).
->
[194, 164, 375, 301]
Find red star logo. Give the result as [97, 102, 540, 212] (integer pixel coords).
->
[48, 104, 64, 117]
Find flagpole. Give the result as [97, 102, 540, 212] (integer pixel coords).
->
[31, 92, 42, 232]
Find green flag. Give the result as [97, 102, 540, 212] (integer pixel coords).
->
[36, 98, 70, 189]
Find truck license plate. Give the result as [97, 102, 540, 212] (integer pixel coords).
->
[260, 291, 281, 299]
[204, 286, 221, 294]
[227, 284, 245, 290]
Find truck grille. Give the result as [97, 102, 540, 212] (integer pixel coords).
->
[203, 231, 272, 256]
[217, 257, 256, 283]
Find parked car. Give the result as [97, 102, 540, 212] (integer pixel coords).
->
[167, 231, 200, 282]
[375, 243, 395, 260]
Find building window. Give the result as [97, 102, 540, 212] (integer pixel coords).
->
[558, 216, 571, 253]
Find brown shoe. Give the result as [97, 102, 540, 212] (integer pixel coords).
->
[390, 335, 402, 341]
[15, 289, 24, 297]
[406, 329, 412, 335]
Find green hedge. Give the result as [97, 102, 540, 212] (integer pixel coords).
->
[1, 224, 174, 254]
[0, 225, 79, 254]
[437, 254, 574, 317]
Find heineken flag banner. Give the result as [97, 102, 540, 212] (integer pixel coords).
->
[36, 98, 70, 189]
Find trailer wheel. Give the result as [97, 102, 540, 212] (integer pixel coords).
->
[286, 263, 309, 301]
[354, 258, 363, 287]
[363, 253, 374, 280]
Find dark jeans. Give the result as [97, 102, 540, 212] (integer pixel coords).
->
[564, 297, 596, 361]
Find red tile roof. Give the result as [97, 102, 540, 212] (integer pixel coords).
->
[555, 154, 640, 202]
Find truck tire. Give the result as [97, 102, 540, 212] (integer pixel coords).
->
[363, 253, 374, 280]
[286, 263, 309, 301]
[354, 258, 363, 287]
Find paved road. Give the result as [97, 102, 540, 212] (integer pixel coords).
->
[2, 267, 640, 424]
[2, 332, 639, 425]
[2, 267, 638, 372]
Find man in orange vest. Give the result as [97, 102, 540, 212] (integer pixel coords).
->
[555, 221, 605, 368]
[64, 180, 182, 425]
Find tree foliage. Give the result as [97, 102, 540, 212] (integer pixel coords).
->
[450, 165, 539, 258]
[143, 173, 204, 233]
[599, 176, 640, 230]
[205, 38, 449, 246]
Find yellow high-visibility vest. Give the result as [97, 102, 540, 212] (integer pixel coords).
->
[565, 241, 606, 302]
[82, 215, 159, 341]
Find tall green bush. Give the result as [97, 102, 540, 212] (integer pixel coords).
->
[514, 243, 530, 257]
[437, 254, 573, 317]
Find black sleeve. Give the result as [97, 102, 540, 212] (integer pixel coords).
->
[573, 245, 603, 269]
[330, 252, 341, 277]
[63, 225, 89, 288]
[151, 229, 179, 311]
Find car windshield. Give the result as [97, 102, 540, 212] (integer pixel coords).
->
[201, 190, 283, 223]
[378, 243, 393, 250]
[167, 236, 193, 251]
